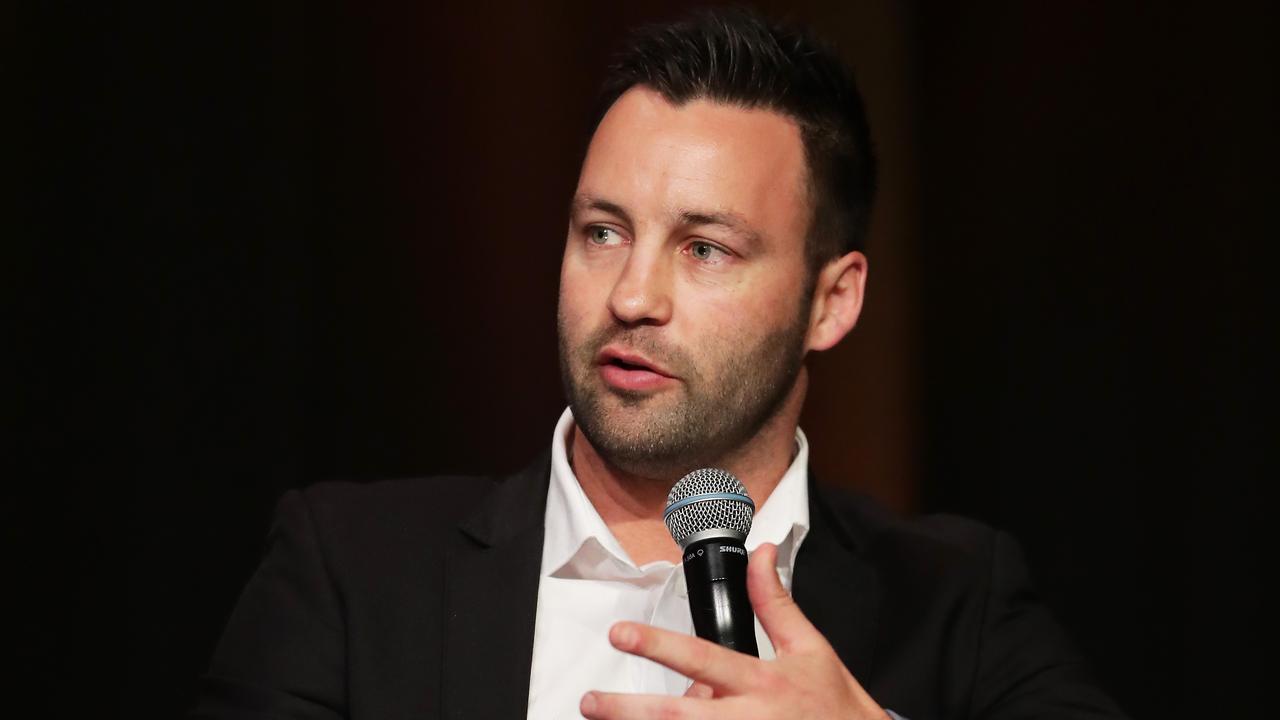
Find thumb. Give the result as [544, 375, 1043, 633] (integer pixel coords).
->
[748, 543, 821, 656]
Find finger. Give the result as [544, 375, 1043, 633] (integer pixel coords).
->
[608, 621, 759, 693]
[747, 543, 823, 655]
[580, 690, 719, 720]
[684, 681, 714, 699]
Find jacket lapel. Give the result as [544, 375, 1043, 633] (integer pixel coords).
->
[438, 455, 881, 716]
[792, 480, 881, 681]
[442, 451, 550, 720]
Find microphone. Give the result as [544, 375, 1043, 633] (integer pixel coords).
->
[663, 468, 759, 657]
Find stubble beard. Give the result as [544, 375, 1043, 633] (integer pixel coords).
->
[557, 304, 809, 480]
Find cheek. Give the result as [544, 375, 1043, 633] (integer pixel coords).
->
[672, 293, 748, 357]
[557, 261, 610, 345]
[677, 278, 806, 353]
[560, 250, 620, 311]
[683, 268, 804, 324]
[557, 264, 590, 322]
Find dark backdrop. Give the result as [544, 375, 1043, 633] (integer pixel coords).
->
[12, 1, 1270, 718]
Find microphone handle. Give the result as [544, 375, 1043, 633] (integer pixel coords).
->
[681, 536, 759, 657]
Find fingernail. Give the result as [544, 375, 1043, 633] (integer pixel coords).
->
[580, 692, 598, 715]
[611, 622, 636, 649]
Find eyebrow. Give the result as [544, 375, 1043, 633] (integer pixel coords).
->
[676, 209, 763, 249]
[570, 194, 764, 249]
[569, 195, 633, 227]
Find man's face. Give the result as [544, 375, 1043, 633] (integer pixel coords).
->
[557, 87, 814, 478]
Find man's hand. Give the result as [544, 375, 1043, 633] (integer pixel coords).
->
[579, 543, 889, 720]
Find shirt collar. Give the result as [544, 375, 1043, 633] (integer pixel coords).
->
[543, 407, 811, 582]
[543, 408, 640, 578]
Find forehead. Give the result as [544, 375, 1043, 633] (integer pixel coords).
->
[577, 87, 810, 247]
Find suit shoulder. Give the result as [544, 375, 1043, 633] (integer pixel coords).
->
[815, 483, 1001, 575]
[285, 474, 503, 549]
[302, 474, 498, 516]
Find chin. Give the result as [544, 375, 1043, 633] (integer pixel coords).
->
[580, 416, 709, 479]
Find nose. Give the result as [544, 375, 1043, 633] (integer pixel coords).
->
[607, 244, 673, 326]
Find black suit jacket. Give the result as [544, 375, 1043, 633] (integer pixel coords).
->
[192, 451, 1127, 719]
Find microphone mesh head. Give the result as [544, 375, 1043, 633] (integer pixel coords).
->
[663, 468, 755, 547]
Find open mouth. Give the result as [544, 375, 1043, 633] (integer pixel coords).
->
[596, 348, 675, 390]
[607, 357, 654, 372]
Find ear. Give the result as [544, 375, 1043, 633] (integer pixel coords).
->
[805, 250, 868, 352]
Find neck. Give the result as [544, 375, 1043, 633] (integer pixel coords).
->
[569, 368, 808, 565]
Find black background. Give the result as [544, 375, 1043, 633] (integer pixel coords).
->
[12, 1, 1271, 717]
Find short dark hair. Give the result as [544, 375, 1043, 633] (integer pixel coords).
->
[594, 7, 876, 272]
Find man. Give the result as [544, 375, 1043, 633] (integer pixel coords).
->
[194, 8, 1127, 720]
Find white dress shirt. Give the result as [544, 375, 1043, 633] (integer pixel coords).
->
[526, 407, 812, 719]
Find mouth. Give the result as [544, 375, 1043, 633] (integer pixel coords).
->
[595, 347, 677, 392]
[597, 348, 672, 375]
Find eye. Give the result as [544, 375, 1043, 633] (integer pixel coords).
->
[587, 226, 623, 246]
[686, 240, 729, 263]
